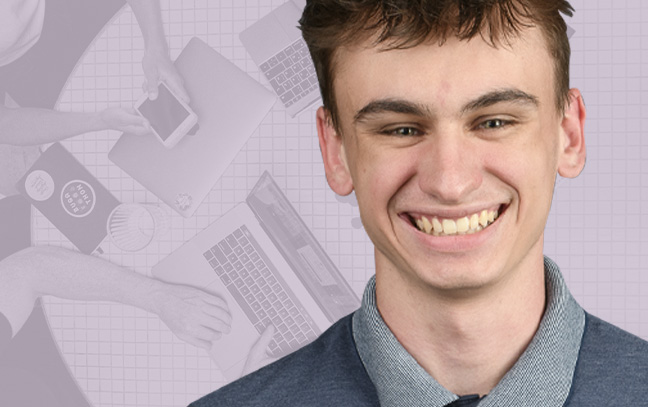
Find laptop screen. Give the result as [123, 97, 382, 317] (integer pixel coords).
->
[246, 172, 359, 322]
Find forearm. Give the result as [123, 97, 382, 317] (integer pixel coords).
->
[0, 246, 233, 349]
[128, 0, 168, 54]
[0, 107, 108, 146]
[0, 246, 167, 317]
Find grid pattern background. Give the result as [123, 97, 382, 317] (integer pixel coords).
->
[545, 0, 648, 340]
[29, 0, 648, 405]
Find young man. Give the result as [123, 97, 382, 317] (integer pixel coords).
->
[191, 1, 648, 405]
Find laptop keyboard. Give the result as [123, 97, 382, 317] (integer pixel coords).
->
[259, 38, 319, 108]
[203, 225, 319, 357]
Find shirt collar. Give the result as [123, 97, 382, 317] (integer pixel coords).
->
[352, 256, 585, 407]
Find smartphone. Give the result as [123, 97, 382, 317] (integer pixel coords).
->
[134, 82, 198, 148]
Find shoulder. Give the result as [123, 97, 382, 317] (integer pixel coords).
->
[189, 313, 379, 407]
[565, 313, 648, 405]
[578, 312, 648, 367]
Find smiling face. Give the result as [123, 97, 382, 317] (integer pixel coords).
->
[317, 27, 586, 295]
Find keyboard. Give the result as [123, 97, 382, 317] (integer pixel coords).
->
[203, 225, 319, 357]
[259, 38, 319, 108]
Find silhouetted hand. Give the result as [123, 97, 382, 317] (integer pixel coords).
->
[154, 284, 232, 349]
[99, 107, 151, 135]
[240, 324, 277, 377]
[142, 49, 190, 102]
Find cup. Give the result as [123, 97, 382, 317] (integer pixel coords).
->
[106, 203, 169, 251]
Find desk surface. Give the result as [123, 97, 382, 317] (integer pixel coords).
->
[36, 2, 369, 405]
[28, 0, 648, 406]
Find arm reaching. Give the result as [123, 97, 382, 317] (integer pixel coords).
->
[0, 246, 230, 348]
[0, 104, 150, 146]
[128, 0, 190, 102]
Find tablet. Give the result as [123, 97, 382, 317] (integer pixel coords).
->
[135, 82, 198, 148]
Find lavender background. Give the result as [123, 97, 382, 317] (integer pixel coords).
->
[3, 0, 646, 405]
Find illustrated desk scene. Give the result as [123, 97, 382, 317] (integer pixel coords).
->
[0, 0, 646, 406]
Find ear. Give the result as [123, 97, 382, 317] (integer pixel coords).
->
[316, 106, 354, 195]
[557, 89, 586, 178]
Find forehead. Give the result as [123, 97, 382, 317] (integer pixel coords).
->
[331, 27, 554, 116]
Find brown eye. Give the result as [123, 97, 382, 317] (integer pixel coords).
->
[480, 119, 508, 129]
[391, 127, 419, 137]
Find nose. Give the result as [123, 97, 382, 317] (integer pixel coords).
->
[416, 130, 483, 203]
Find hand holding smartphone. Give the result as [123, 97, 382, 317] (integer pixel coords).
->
[134, 82, 198, 148]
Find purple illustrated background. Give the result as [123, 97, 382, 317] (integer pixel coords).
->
[0, 0, 646, 405]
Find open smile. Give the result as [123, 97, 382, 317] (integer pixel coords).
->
[404, 204, 508, 237]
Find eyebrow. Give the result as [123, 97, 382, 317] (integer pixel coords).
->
[353, 88, 539, 124]
[354, 99, 431, 123]
[460, 89, 539, 114]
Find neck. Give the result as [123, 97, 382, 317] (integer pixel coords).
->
[375, 253, 546, 396]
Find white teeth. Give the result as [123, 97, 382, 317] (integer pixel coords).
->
[456, 217, 469, 233]
[421, 216, 433, 234]
[479, 210, 489, 227]
[413, 208, 500, 236]
[470, 213, 479, 230]
[442, 219, 457, 234]
[432, 218, 443, 234]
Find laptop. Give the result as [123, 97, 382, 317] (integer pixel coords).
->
[152, 171, 359, 379]
[239, 0, 321, 117]
[109, 37, 276, 217]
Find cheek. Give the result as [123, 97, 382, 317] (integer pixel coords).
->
[484, 131, 559, 223]
[351, 145, 417, 214]
[488, 121, 559, 177]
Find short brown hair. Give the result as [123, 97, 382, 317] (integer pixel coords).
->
[299, 0, 574, 129]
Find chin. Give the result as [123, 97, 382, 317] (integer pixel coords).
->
[411, 257, 505, 293]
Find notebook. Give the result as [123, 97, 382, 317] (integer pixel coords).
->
[109, 37, 276, 217]
[239, 0, 321, 117]
[152, 171, 358, 379]
[16, 143, 120, 254]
